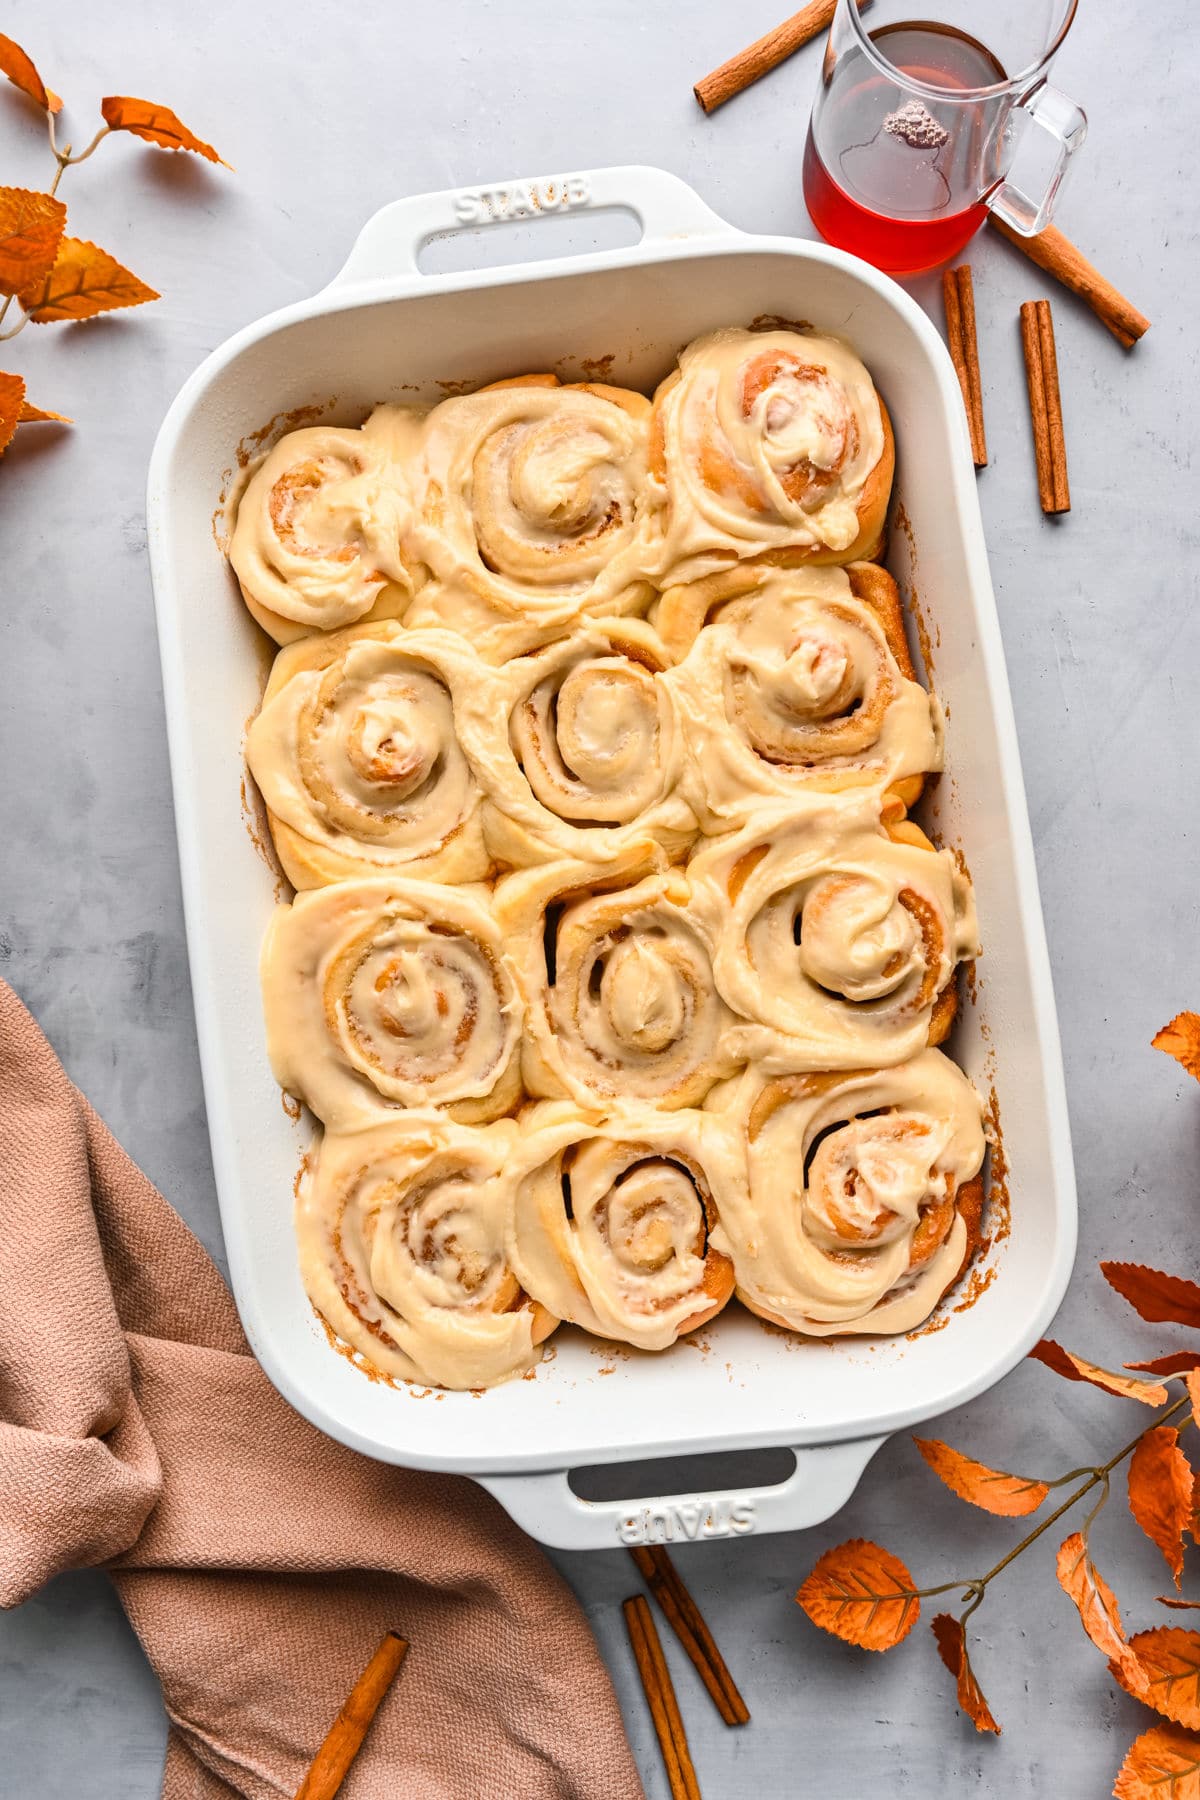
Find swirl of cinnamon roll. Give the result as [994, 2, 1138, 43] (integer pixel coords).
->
[689, 792, 978, 1071]
[403, 375, 653, 659]
[645, 327, 894, 585]
[297, 1115, 557, 1389]
[708, 1051, 986, 1335]
[455, 617, 695, 868]
[261, 877, 522, 1129]
[496, 855, 740, 1110]
[245, 623, 490, 888]
[229, 415, 419, 644]
[508, 1100, 739, 1350]
[662, 563, 940, 829]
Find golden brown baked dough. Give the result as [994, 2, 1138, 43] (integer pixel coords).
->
[298, 1114, 557, 1388]
[688, 792, 978, 1071]
[707, 1051, 986, 1335]
[261, 877, 522, 1129]
[660, 562, 940, 830]
[645, 327, 894, 585]
[245, 622, 490, 887]
[401, 375, 654, 660]
[507, 1099, 739, 1350]
[229, 417, 418, 644]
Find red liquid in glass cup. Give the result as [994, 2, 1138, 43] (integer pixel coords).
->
[803, 22, 1007, 275]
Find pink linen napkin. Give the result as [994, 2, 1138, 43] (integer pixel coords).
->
[0, 979, 644, 1800]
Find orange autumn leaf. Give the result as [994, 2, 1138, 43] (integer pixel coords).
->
[1114, 1722, 1200, 1800]
[1160, 1601, 1200, 1613]
[1103, 1264, 1200, 1330]
[1129, 1428, 1195, 1589]
[0, 370, 24, 455]
[0, 187, 66, 298]
[915, 1438, 1049, 1517]
[1111, 1629, 1200, 1731]
[1056, 1531, 1147, 1694]
[18, 399, 70, 424]
[1127, 1354, 1200, 1377]
[0, 33, 61, 113]
[100, 96, 228, 166]
[19, 238, 158, 324]
[1154, 1013, 1200, 1082]
[931, 1613, 1001, 1734]
[796, 1539, 921, 1651]
[1030, 1339, 1169, 1406]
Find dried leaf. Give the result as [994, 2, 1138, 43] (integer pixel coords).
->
[0, 370, 24, 455]
[18, 399, 70, 424]
[0, 186, 66, 298]
[1056, 1531, 1147, 1693]
[1103, 1264, 1200, 1330]
[931, 1614, 1001, 1734]
[1127, 1355, 1200, 1377]
[1114, 1722, 1200, 1799]
[1030, 1339, 1169, 1405]
[100, 96, 228, 166]
[1154, 1013, 1200, 1081]
[1160, 1600, 1200, 1613]
[20, 238, 158, 324]
[914, 1437, 1049, 1517]
[796, 1539, 921, 1651]
[1112, 1629, 1200, 1730]
[1129, 1428, 1195, 1588]
[0, 33, 60, 113]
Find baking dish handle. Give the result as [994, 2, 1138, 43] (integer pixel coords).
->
[476, 1436, 888, 1552]
[327, 165, 732, 287]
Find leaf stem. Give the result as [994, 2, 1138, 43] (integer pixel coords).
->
[967, 1396, 1191, 1595]
[62, 125, 110, 167]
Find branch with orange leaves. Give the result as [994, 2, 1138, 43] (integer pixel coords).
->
[797, 1015, 1200, 1798]
[0, 31, 229, 455]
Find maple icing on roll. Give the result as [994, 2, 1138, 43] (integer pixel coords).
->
[245, 623, 490, 888]
[297, 1116, 557, 1389]
[455, 616, 695, 868]
[660, 562, 940, 829]
[646, 327, 894, 584]
[507, 1100, 739, 1351]
[708, 1051, 987, 1335]
[229, 414, 419, 644]
[689, 791, 978, 1070]
[261, 877, 522, 1129]
[402, 375, 654, 659]
[496, 856, 740, 1110]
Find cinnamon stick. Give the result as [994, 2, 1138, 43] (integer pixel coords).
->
[294, 1630, 408, 1800]
[623, 1595, 703, 1800]
[989, 218, 1150, 350]
[1019, 299, 1070, 515]
[941, 264, 987, 468]
[628, 1545, 749, 1726]
[695, 0, 869, 114]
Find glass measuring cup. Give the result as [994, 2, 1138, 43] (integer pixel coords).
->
[803, 0, 1087, 274]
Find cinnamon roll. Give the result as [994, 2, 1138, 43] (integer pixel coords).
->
[508, 1099, 739, 1350]
[496, 856, 740, 1110]
[708, 1051, 986, 1335]
[662, 563, 940, 828]
[261, 877, 522, 1129]
[298, 1115, 557, 1389]
[403, 375, 653, 659]
[646, 327, 894, 584]
[245, 623, 490, 888]
[229, 415, 418, 644]
[456, 617, 695, 869]
[689, 792, 978, 1070]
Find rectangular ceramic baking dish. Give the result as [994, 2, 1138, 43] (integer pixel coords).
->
[146, 166, 1076, 1550]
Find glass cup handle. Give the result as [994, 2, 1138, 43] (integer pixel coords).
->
[987, 85, 1088, 236]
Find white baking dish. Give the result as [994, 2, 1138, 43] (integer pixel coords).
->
[147, 166, 1076, 1551]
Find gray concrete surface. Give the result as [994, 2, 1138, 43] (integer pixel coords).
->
[1, 2, 1198, 1794]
